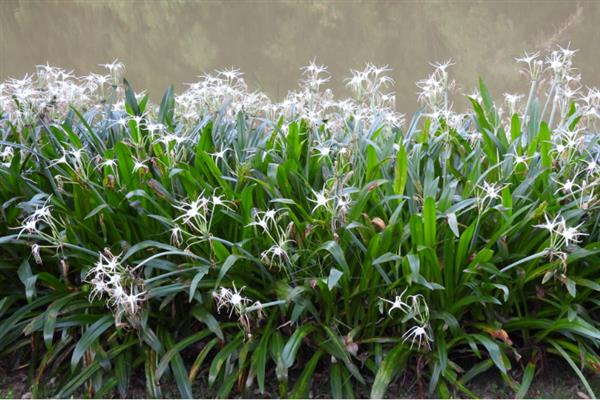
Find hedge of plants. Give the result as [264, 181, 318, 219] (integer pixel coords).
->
[1, 46, 599, 398]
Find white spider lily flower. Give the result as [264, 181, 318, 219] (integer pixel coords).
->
[48, 155, 68, 168]
[211, 193, 234, 211]
[515, 50, 543, 80]
[229, 291, 245, 310]
[553, 177, 580, 195]
[504, 93, 523, 114]
[310, 189, 333, 213]
[213, 283, 263, 332]
[480, 181, 503, 201]
[466, 89, 482, 103]
[301, 67, 331, 92]
[210, 148, 230, 162]
[585, 160, 598, 176]
[131, 115, 144, 126]
[146, 123, 165, 134]
[430, 59, 454, 74]
[170, 226, 183, 247]
[379, 288, 410, 316]
[558, 44, 578, 59]
[100, 158, 117, 168]
[406, 293, 430, 326]
[0, 146, 14, 159]
[109, 284, 126, 304]
[174, 195, 210, 226]
[533, 213, 560, 233]
[70, 149, 84, 163]
[345, 71, 367, 93]
[91, 73, 110, 86]
[336, 194, 352, 214]
[32, 205, 52, 220]
[247, 209, 285, 246]
[115, 116, 129, 127]
[546, 49, 574, 79]
[534, 214, 588, 272]
[85, 252, 122, 280]
[107, 273, 122, 287]
[314, 145, 332, 159]
[132, 158, 147, 173]
[15, 201, 60, 245]
[510, 153, 530, 167]
[121, 288, 147, 315]
[159, 133, 187, 146]
[416, 60, 455, 112]
[247, 209, 273, 232]
[217, 67, 244, 82]
[264, 209, 278, 223]
[247, 216, 269, 232]
[300, 60, 329, 76]
[476, 181, 506, 209]
[88, 276, 110, 302]
[402, 324, 433, 351]
[214, 287, 233, 314]
[18, 219, 38, 237]
[99, 59, 124, 74]
[213, 282, 254, 323]
[557, 219, 587, 247]
[261, 239, 293, 268]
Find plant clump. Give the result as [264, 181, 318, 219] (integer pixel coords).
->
[0, 45, 599, 398]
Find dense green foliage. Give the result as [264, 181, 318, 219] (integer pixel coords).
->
[1, 51, 599, 398]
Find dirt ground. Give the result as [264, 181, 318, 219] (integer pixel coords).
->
[1, 356, 599, 399]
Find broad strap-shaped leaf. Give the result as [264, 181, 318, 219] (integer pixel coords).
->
[370, 342, 408, 399]
[71, 315, 114, 369]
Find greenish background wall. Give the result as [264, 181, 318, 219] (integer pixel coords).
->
[1, 0, 598, 114]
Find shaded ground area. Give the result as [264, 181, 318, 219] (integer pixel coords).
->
[464, 361, 600, 399]
[2, 356, 599, 399]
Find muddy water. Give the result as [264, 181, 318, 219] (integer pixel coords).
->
[1, 0, 599, 114]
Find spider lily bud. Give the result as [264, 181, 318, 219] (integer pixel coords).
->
[372, 217, 386, 231]
[31, 244, 42, 265]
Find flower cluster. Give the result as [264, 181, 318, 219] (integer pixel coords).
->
[0, 61, 125, 128]
[551, 164, 600, 212]
[515, 45, 587, 128]
[246, 209, 294, 271]
[503, 93, 524, 115]
[15, 196, 64, 263]
[345, 63, 395, 106]
[381, 288, 433, 351]
[172, 59, 405, 147]
[17, 203, 55, 239]
[0, 146, 14, 168]
[175, 67, 271, 124]
[213, 283, 262, 332]
[174, 191, 234, 241]
[309, 180, 352, 227]
[85, 250, 146, 326]
[417, 59, 455, 114]
[533, 213, 588, 273]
